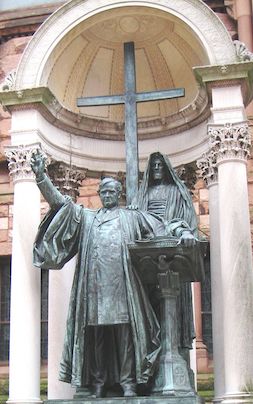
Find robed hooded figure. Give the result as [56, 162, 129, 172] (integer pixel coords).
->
[133, 152, 198, 359]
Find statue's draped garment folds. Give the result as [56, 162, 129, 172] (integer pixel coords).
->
[134, 152, 198, 350]
[33, 176, 162, 387]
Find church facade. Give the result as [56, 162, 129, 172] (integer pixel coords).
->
[0, 1, 253, 403]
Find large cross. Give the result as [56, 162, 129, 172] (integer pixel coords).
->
[77, 42, 185, 204]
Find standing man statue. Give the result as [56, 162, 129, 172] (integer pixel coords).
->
[31, 150, 161, 398]
[132, 152, 197, 367]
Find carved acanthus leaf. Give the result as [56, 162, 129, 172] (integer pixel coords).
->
[197, 150, 218, 187]
[0, 70, 16, 91]
[5, 143, 44, 183]
[234, 40, 253, 62]
[47, 161, 86, 202]
[209, 122, 251, 162]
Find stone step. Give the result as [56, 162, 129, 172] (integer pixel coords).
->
[44, 395, 204, 404]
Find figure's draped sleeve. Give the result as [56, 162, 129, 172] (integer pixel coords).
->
[33, 196, 82, 270]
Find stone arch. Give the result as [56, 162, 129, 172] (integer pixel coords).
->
[7, 0, 241, 172]
[15, 0, 236, 90]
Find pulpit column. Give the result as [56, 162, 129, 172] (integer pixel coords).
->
[198, 151, 224, 402]
[209, 122, 253, 403]
[5, 144, 42, 404]
[152, 271, 195, 397]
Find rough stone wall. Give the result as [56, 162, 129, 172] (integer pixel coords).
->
[0, 36, 31, 159]
[193, 179, 210, 238]
[0, 164, 13, 255]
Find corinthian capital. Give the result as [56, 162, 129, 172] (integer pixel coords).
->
[197, 149, 218, 187]
[47, 161, 86, 202]
[5, 143, 43, 183]
[208, 122, 251, 163]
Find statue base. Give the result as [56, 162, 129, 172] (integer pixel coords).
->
[44, 396, 204, 404]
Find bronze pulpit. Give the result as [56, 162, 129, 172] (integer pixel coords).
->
[129, 237, 206, 401]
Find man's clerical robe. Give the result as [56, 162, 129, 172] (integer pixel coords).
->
[33, 196, 161, 387]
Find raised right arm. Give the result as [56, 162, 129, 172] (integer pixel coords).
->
[30, 149, 65, 209]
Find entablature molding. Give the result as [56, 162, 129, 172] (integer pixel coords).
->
[193, 61, 253, 106]
[0, 86, 210, 141]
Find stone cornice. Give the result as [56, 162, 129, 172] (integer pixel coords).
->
[0, 86, 210, 141]
[193, 62, 253, 106]
[0, 3, 64, 42]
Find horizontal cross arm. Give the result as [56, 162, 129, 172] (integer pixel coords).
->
[136, 88, 185, 103]
[77, 94, 125, 107]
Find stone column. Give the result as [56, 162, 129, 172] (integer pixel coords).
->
[193, 282, 209, 373]
[5, 144, 42, 404]
[46, 162, 85, 399]
[198, 150, 225, 402]
[209, 122, 253, 403]
[235, 0, 253, 52]
[47, 260, 76, 399]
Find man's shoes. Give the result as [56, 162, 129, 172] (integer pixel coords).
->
[93, 384, 106, 398]
[122, 384, 137, 397]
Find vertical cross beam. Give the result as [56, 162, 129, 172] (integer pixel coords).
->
[124, 42, 138, 204]
[77, 42, 185, 205]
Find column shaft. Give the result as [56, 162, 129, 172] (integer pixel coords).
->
[197, 153, 225, 401]
[208, 182, 225, 402]
[236, 0, 253, 51]
[194, 282, 209, 373]
[218, 160, 253, 398]
[6, 144, 42, 404]
[48, 260, 75, 399]
[8, 180, 41, 403]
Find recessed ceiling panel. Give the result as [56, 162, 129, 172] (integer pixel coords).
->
[45, 5, 210, 133]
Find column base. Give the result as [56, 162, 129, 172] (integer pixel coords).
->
[7, 399, 43, 404]
[221, 393, 253, 403]
[212, 396, 223, 403]
[196, 343, 210, 373]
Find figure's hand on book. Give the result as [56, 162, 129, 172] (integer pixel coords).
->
[178, 231, 196, 247]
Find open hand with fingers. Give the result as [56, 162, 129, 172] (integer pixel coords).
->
[30, 149, 47, 181]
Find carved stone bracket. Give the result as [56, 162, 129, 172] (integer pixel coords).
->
[5, 143, 43, 183]
[47, 161, 86, 202]
[197, 149, 218, 187]
[0, 70, 16, 91]
[208, 122, 251, 163]
[234, 40, 253, 62]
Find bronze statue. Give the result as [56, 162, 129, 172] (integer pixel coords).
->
[31, 149, 197, 398]
[133, 152, 197, 364]
[31, 150, 163, 398]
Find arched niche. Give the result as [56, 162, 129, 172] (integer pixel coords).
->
[9, 0, 238, 172]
